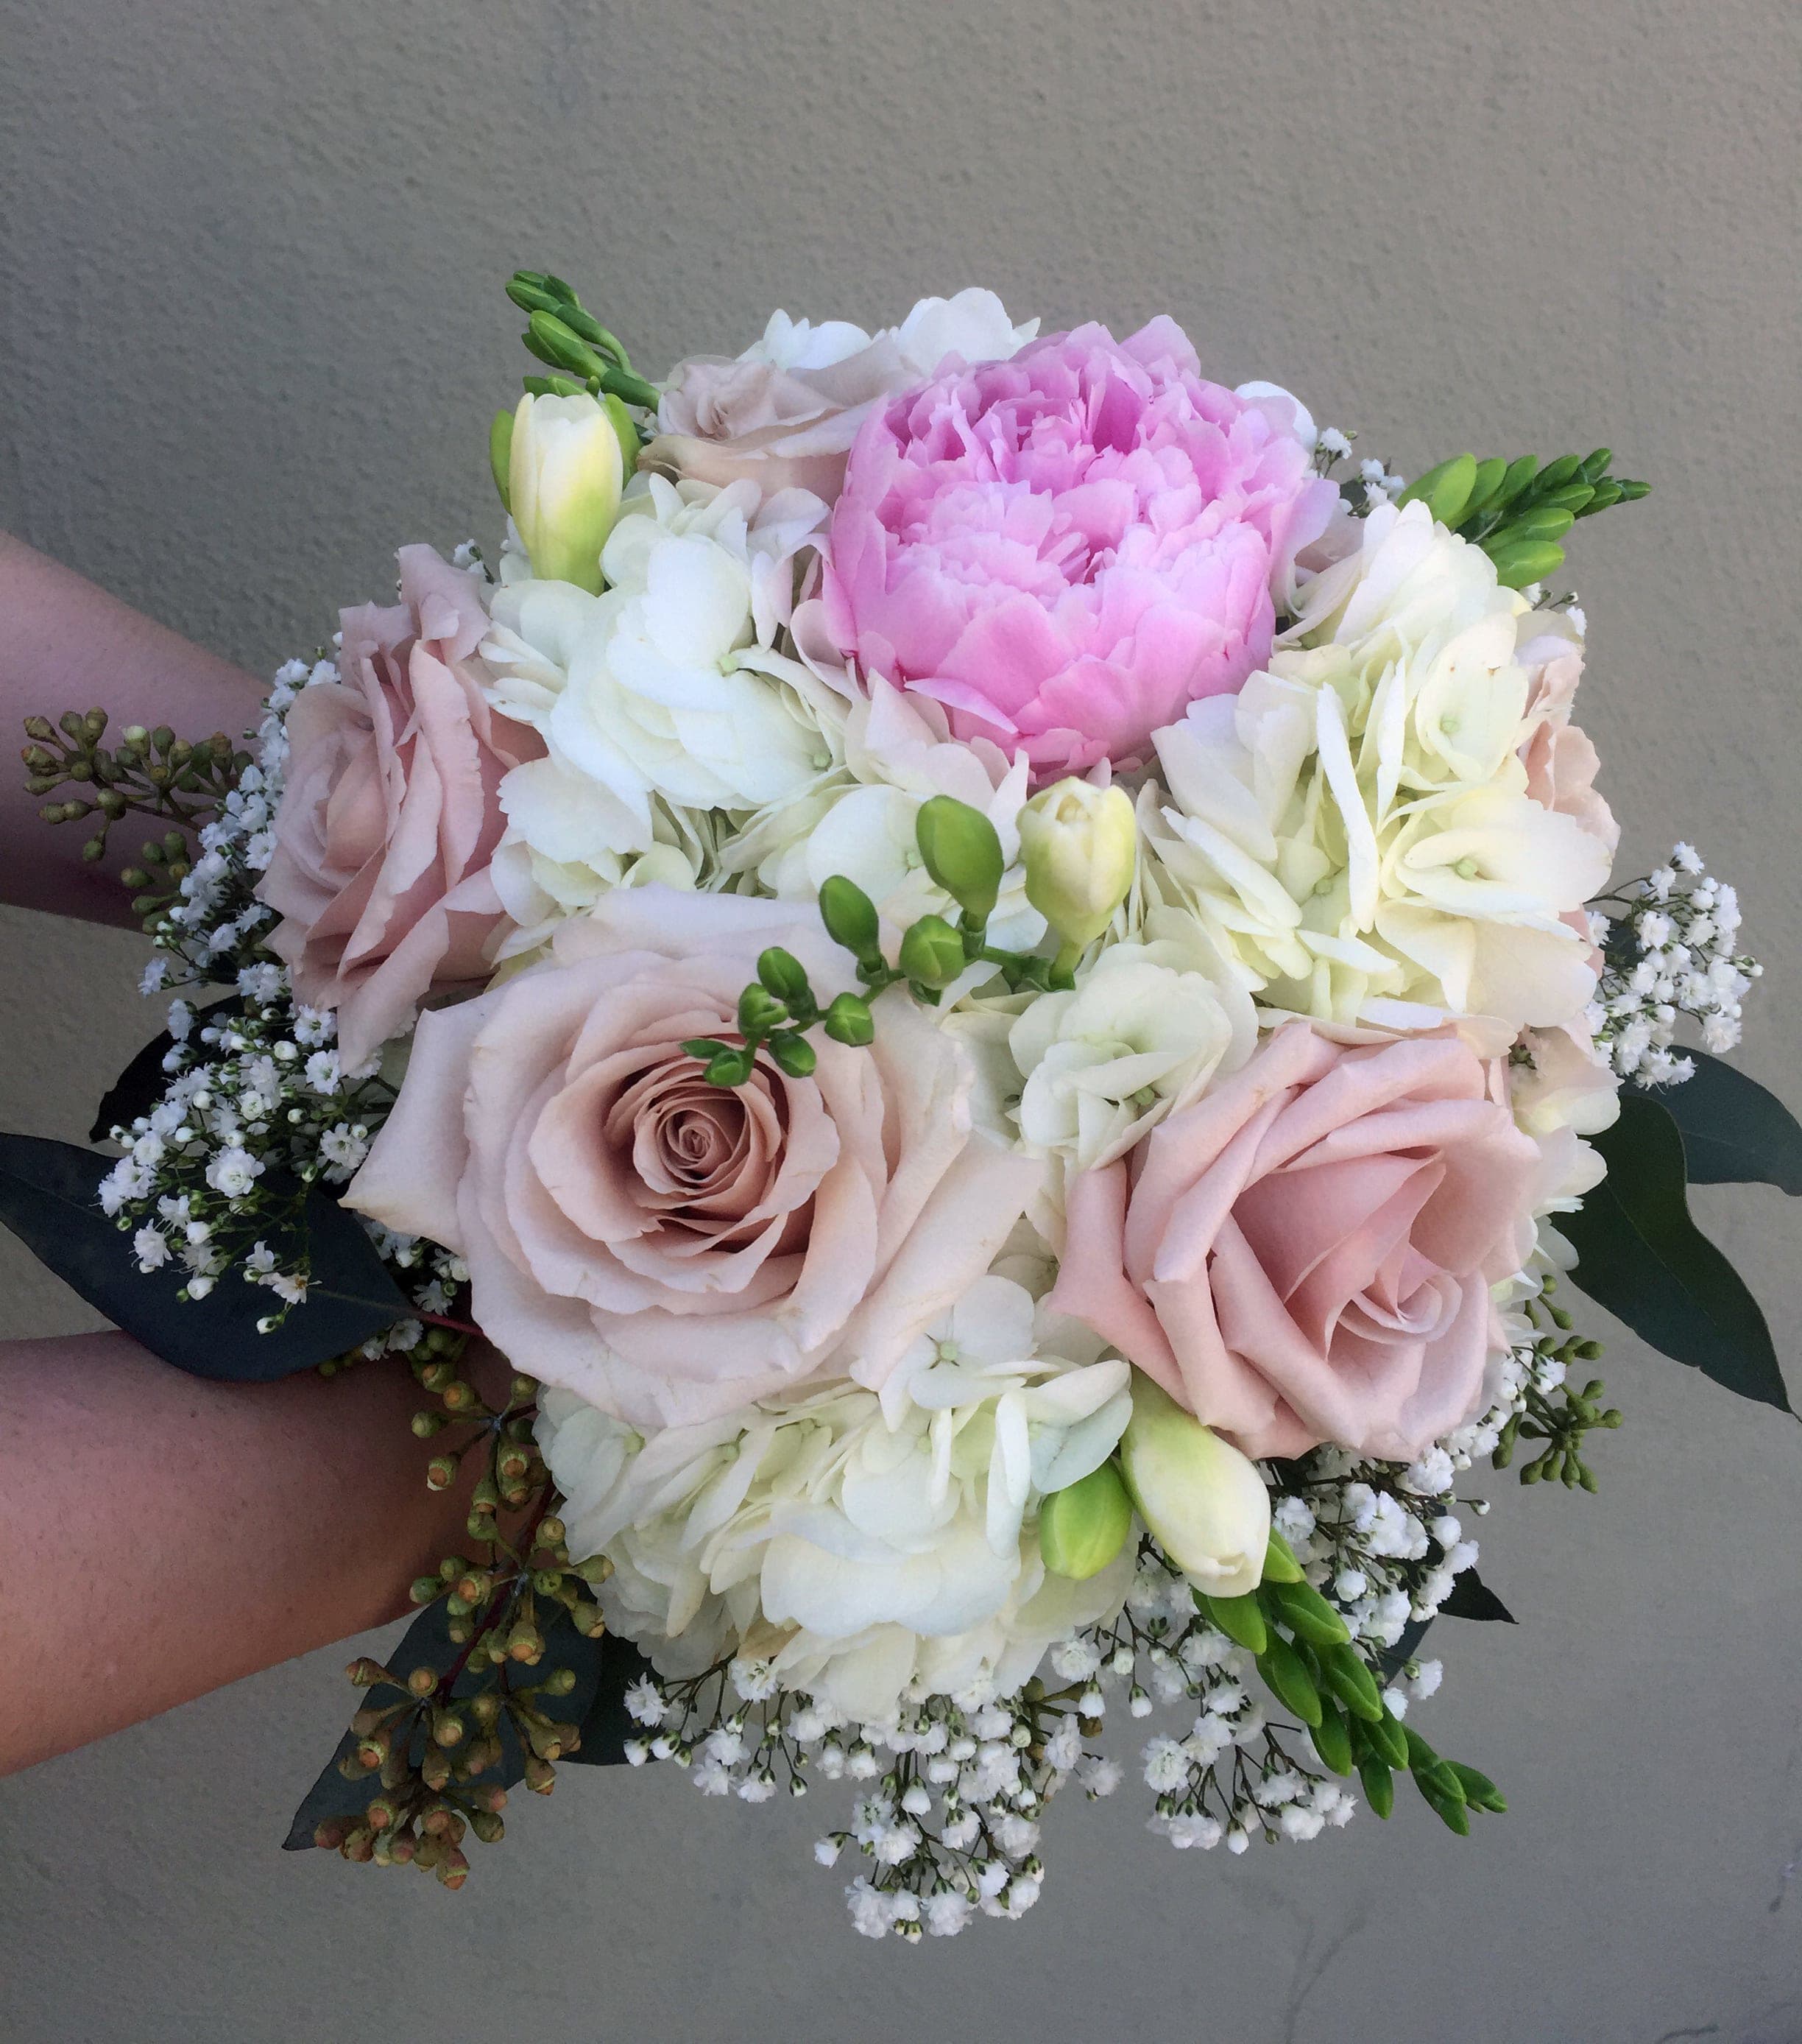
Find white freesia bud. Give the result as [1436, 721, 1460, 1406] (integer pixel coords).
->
[509, 392, 626, 593]
[1017, 778, 1137, 954]
[1119, 1375, 1270, 1597]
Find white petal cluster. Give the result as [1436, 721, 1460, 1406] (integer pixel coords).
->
[723, 677, 1046, 954]
[478, 476, 848, 945]
[746, 289, 1038, 379]
[1008, 909, 1257, 1171]
[1148, 500, 1614, 1029]
[537, 1276, 1134, 1725]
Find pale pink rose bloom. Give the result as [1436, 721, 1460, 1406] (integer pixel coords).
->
[258, 546, 541, 1070]
[645, 337, 914, 503]
[822, 319, 1338, 783]
[345, 889, 1044, 1428]
[1049, 1022, 1541, 1461]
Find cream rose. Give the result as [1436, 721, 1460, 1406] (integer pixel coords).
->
[345, 889, 1045, 1426]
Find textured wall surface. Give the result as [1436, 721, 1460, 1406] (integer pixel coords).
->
[2, 2, 1801, 2038]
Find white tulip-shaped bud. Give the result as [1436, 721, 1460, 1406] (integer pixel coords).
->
[1119, 1375, 1270, 1598]
[508, 392, 626, 593]
[1017, 778, 1137, 954]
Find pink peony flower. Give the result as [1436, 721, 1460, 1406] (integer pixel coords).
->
[344, 888, 1044, 1428]
[258, 546, 542, 1071]
[822, 319, 1337, 782]
[1048, 1021, 1541, 1461]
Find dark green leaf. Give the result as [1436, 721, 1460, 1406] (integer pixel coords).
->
[561, 1631, 662, 1767]
[88, 997, 239, 1143]
[0, 1135, 411, 1381]
[1637, 1051, 1802, 1192]
[1437, 1572, 1516, 1624]
[1562, 1094, 1792, 1412]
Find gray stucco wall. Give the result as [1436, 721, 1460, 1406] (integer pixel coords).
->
[1, 2, 1799, 2037]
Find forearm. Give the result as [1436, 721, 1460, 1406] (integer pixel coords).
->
[0, 534, 264, 926]
[0, 1330, 474, 1774]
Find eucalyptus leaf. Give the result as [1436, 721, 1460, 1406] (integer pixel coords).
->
[0, 1135, 411, 1381]
[561, 1631, 662, 1767]
[1638, 1051, 1802, 1192]
[1436, 1572, 1516, 1624]
[1561, 1095, 1793, 1413]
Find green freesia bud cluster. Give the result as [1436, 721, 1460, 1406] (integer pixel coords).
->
[1398, 446, 1649, 588]
[506, 269, 660, 412]
[681, 945, 872, 1087]
[690, 789, 1134, 1089]
[1493, 1275, 1620, 1491]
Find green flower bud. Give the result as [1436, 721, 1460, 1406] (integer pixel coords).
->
[1398, 452, 1477, 526]
[1038, 1462, 1133, 1579]
[756, 947, 813, 1007]
[1118, 1375, 1270, 1598]
[914, 794, 1004, 921]
[1256, 1635, 1322, 1727]
[1358, 1755, 1395, 1819]
[1449, 1761, 1507, 1814]
[507, 390, 626, 593]
[1502, 507, 1577, 543]
[1533, 453, 1584, 493]
[1310, 1701, 1355, 1777]
[1362, 1706, 1410, 1772]
[1017, 778, 1137, 952]
[525, 308, 605, 382]
[737, 984, 787, 1037]
[822, 992, 875, 1047]
[1486, 538, 1567, 589]
[897, 914, 967, 989]
[766, 1029, 817, 1079]
[1457, 455, 1509, 524]
[1197, 1588, 1267, 1655]
[1318, 1641, 1385, 1724]
[1577, 446, 1613, 483]
[1265, 1576, 1351, 1648]
[818, 874, 882, 961]
[704, 1048, 754, 1088]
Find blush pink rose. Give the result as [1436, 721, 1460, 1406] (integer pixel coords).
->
[258, 546, 542, 1070]
[345, 888, 1044, 1428]
[821, 319, 1337, 782]
[1049, 1022, 1541, 1460]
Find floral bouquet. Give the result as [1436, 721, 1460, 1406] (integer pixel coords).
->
[9, 272, 1797, 1939]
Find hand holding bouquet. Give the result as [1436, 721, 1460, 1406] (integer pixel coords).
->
[8, 271, 1792, 1938]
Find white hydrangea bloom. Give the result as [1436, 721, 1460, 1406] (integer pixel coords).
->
[1148, 500, 1614, 1030]
[722, 677, 1046, 954]
[536, 1276, 1134, 1725]
[1007, 909, 1257, 1171]
[480, 473, 848, 831]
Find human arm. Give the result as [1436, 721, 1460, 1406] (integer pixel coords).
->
[0, 1329, 479, 1775]
[0, 532, 264, 926]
